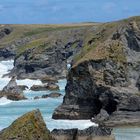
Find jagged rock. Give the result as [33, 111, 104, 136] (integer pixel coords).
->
[30, 83, 59, 91]
[53, 18, 140, 127]
[30, 84, 48, 91]
[93, 109, 109, 125]
[51, 126, 114, 140]
[0, 109, 52, 140]
[0, 77, 26, 100]
[51, 129, 78, 140]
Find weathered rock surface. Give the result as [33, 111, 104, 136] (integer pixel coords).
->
[42, 92, 62, 98]
[30, 83, 59, 91]
[30, 84, 48, 91]
[0, 109, 52, 140]
[0, 77, 26, 100]
[51, 126, 114, 140]
[53, 17, 140, 126]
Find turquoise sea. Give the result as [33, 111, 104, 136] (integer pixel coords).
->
[0, 60, 140, 140]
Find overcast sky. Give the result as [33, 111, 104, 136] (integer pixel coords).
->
[0, 0, 140, 24]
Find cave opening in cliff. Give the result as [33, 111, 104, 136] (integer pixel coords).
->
[104, 99, 118, 115]
[25, 65, 35, 73]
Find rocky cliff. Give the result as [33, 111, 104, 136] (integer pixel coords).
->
[53, 16, 140, 126]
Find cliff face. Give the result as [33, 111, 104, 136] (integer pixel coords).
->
[53, 17, 140, 126]
[0, 24, 96, 79]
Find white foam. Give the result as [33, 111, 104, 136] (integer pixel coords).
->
[16, 79, 42, 89]
[0, 60, 14, 78]
[45, 117, 97, 131]
[0, 97, 12, 105]
[0, 60, 14, 89]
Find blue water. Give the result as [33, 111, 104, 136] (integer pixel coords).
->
[1, 60, 140, 140]
[0, 60, 94, 131]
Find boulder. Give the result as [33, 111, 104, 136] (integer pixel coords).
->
[0, 77, 26, 100]
[0, 109, 52, 140]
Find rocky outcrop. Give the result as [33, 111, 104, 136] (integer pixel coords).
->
[12, 27, 87, 80]
[0, 77, 26, 100]
[0, 27, 12, 40]
[53, 18, 140, 126]
[30, 83, 59, 91]
[30, 84, 48, 91]
[34, 92, 62, 100]
[0, 109, 52, 140]
[42, 92, 62, 98]
[51, 126, 114, 140]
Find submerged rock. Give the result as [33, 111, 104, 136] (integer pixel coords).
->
[0, 109, 52, 140]
[0, 77, 26, 100]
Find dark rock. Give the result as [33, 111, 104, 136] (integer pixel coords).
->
[51, 129, 78, 140]
[42, 92, 62, 99]
[52, 19, 140, 127]
[0, 109, 52, 140]
[0, 27, 12, 40]
[93, 109, 109, 125]
[48, 92, 62, 98]
[51, 126, 114, 140]
[18, 85, 29, 90]
[34, 96, 40, 100]
[42, 94, 49, 98]
[0, 77, 26, 101]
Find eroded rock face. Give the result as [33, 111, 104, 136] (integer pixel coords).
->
[53, 20, 140, 126]
[12, 28, 86, 80]
[0, 77, 26, 100]
[51, 126, 114, 140]
[0, 109, 52, 140]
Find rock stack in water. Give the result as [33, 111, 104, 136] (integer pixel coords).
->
[0, 76, 26, 100]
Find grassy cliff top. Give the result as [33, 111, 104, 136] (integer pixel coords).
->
[0, 16, 140, 65]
